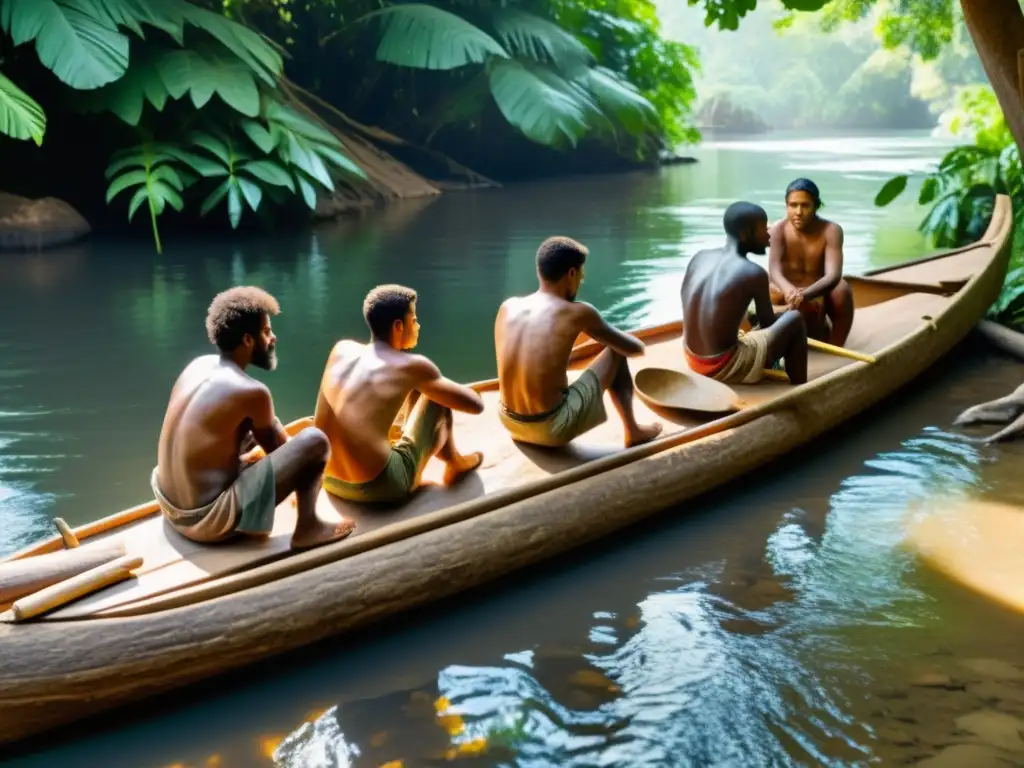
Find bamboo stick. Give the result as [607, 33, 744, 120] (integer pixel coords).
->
[808, 338, 877, 364]
[7, 555, 143, 622]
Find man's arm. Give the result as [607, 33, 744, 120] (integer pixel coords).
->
[751, 270, 778, 330]
[578, 303, 645, 357]
[768, 221, 798, 301]
[801, 223, 844, 302]
[415, 358, 485, 415]
[247, 385, 289, 456]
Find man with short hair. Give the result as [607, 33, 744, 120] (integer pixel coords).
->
[768, 178, 854, 346]
[681, 202, 809, 385]
[494, 236, 662, 448]
[153, 286, 353, 550]
[314, 284, 484, 503]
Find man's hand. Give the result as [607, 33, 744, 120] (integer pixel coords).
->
[785, 288, 805, 309]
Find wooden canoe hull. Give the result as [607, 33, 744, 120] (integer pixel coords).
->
[0, 196, 1013, 747]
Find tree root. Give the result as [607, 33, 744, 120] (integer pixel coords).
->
[953, 382, 1024, 442]
[275, 77, 499, 221]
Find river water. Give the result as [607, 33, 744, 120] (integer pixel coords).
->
[6, 131, 1024, 767]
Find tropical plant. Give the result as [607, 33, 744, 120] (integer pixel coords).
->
[352, 2, 662, 151]
[0, 0, 367, 252]
[873, 85, 1020, 248]
[872, 84, 1024, 329]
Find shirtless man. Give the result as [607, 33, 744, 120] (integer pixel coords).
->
[314, 284, 484, 503]
[153, 287, 353, 550]
[495, 236, 662, 448]
[682, 202, 809, 385]
[768, 178, 854, 346]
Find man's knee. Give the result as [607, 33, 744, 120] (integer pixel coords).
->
[296, 427, 330, 462]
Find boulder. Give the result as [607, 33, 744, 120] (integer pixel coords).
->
[0, 192, 91, 252]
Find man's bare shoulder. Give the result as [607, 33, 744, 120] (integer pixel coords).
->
[403, 352, 442, 382]
[822, 218, 843, 236]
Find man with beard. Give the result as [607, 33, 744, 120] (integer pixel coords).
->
[768, 178, 854, 346]
[152, 286, 354, 550]
[494, 236, 662, 449]
[681, 202, 809, 385]
[315, 284, 484, 503]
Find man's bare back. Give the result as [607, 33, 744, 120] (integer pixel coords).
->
[157, 356, 274, 510]
[154, 286, 352, 550]
[315, 285, 483, 501]
[681, 202, 809, 386]
[495, 293, 597, 415]
[682, 248, 772, 358]
[316, 340, 446, 483]
[495, 235, 661, 448]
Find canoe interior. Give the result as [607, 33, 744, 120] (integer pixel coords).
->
[0, 236, 1004, 622]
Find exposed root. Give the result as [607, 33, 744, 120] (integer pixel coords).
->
[275, 78, 499, 221]
[953, 382, 1024, 442]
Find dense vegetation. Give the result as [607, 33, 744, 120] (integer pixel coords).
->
[0, 0, 698, 251]
[658, 0, 987, 133]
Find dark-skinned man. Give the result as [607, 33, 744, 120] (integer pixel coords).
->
[681, 202, 809, 385]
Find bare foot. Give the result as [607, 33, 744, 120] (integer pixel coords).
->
[291, 517, 355, 551]
[443, 451, 484, 486]
[626, 422, 663, 447]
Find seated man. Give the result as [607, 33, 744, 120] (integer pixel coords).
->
[495, 235, 662, 448]
[153, 286, 353, 550]
[768, 178, 854, 346]
[314, 284, 484, 503]
[681, 202, 809, 385]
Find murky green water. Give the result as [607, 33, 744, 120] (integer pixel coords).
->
[9, 131, 1024, 768]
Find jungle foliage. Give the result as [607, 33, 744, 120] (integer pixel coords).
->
[0, 0, 700, 252]
[0, 0, 366, 251]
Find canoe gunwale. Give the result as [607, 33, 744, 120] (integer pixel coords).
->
[0, 196, 1013, 748]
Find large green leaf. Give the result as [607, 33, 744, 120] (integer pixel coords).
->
[579, 66, 656, 135]
[490, 9, 594, 70]
[262, 98, 367, 180]
[488, 59, 592, 147]
[364, 4, 509, 70]
[873, 174, 908, 207]
[1, 0, 130, 89]
[0, 72, 46, 145]
[84, 48, 169, 124]
[179, 5, 282, 86]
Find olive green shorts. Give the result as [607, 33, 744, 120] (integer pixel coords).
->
[323, 399, 444, 503]
[499, 368, 607, 448]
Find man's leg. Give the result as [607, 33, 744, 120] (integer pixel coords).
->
[766, 310, 808, 385]
[587, 349, 662, 447]
[268, 427, 354, 549]
[824, 279, 854, 347]
[407, 395, 483, 486]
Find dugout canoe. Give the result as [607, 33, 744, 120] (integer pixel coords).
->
[0, 195, 1013, 746]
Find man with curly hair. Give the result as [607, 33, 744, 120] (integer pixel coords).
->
[314, 284, 484, 503]
[152, 286, 354, 550]
[494, 236, 662, 448]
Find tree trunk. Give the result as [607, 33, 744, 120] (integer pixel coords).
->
[960, 0, 1024, 152]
